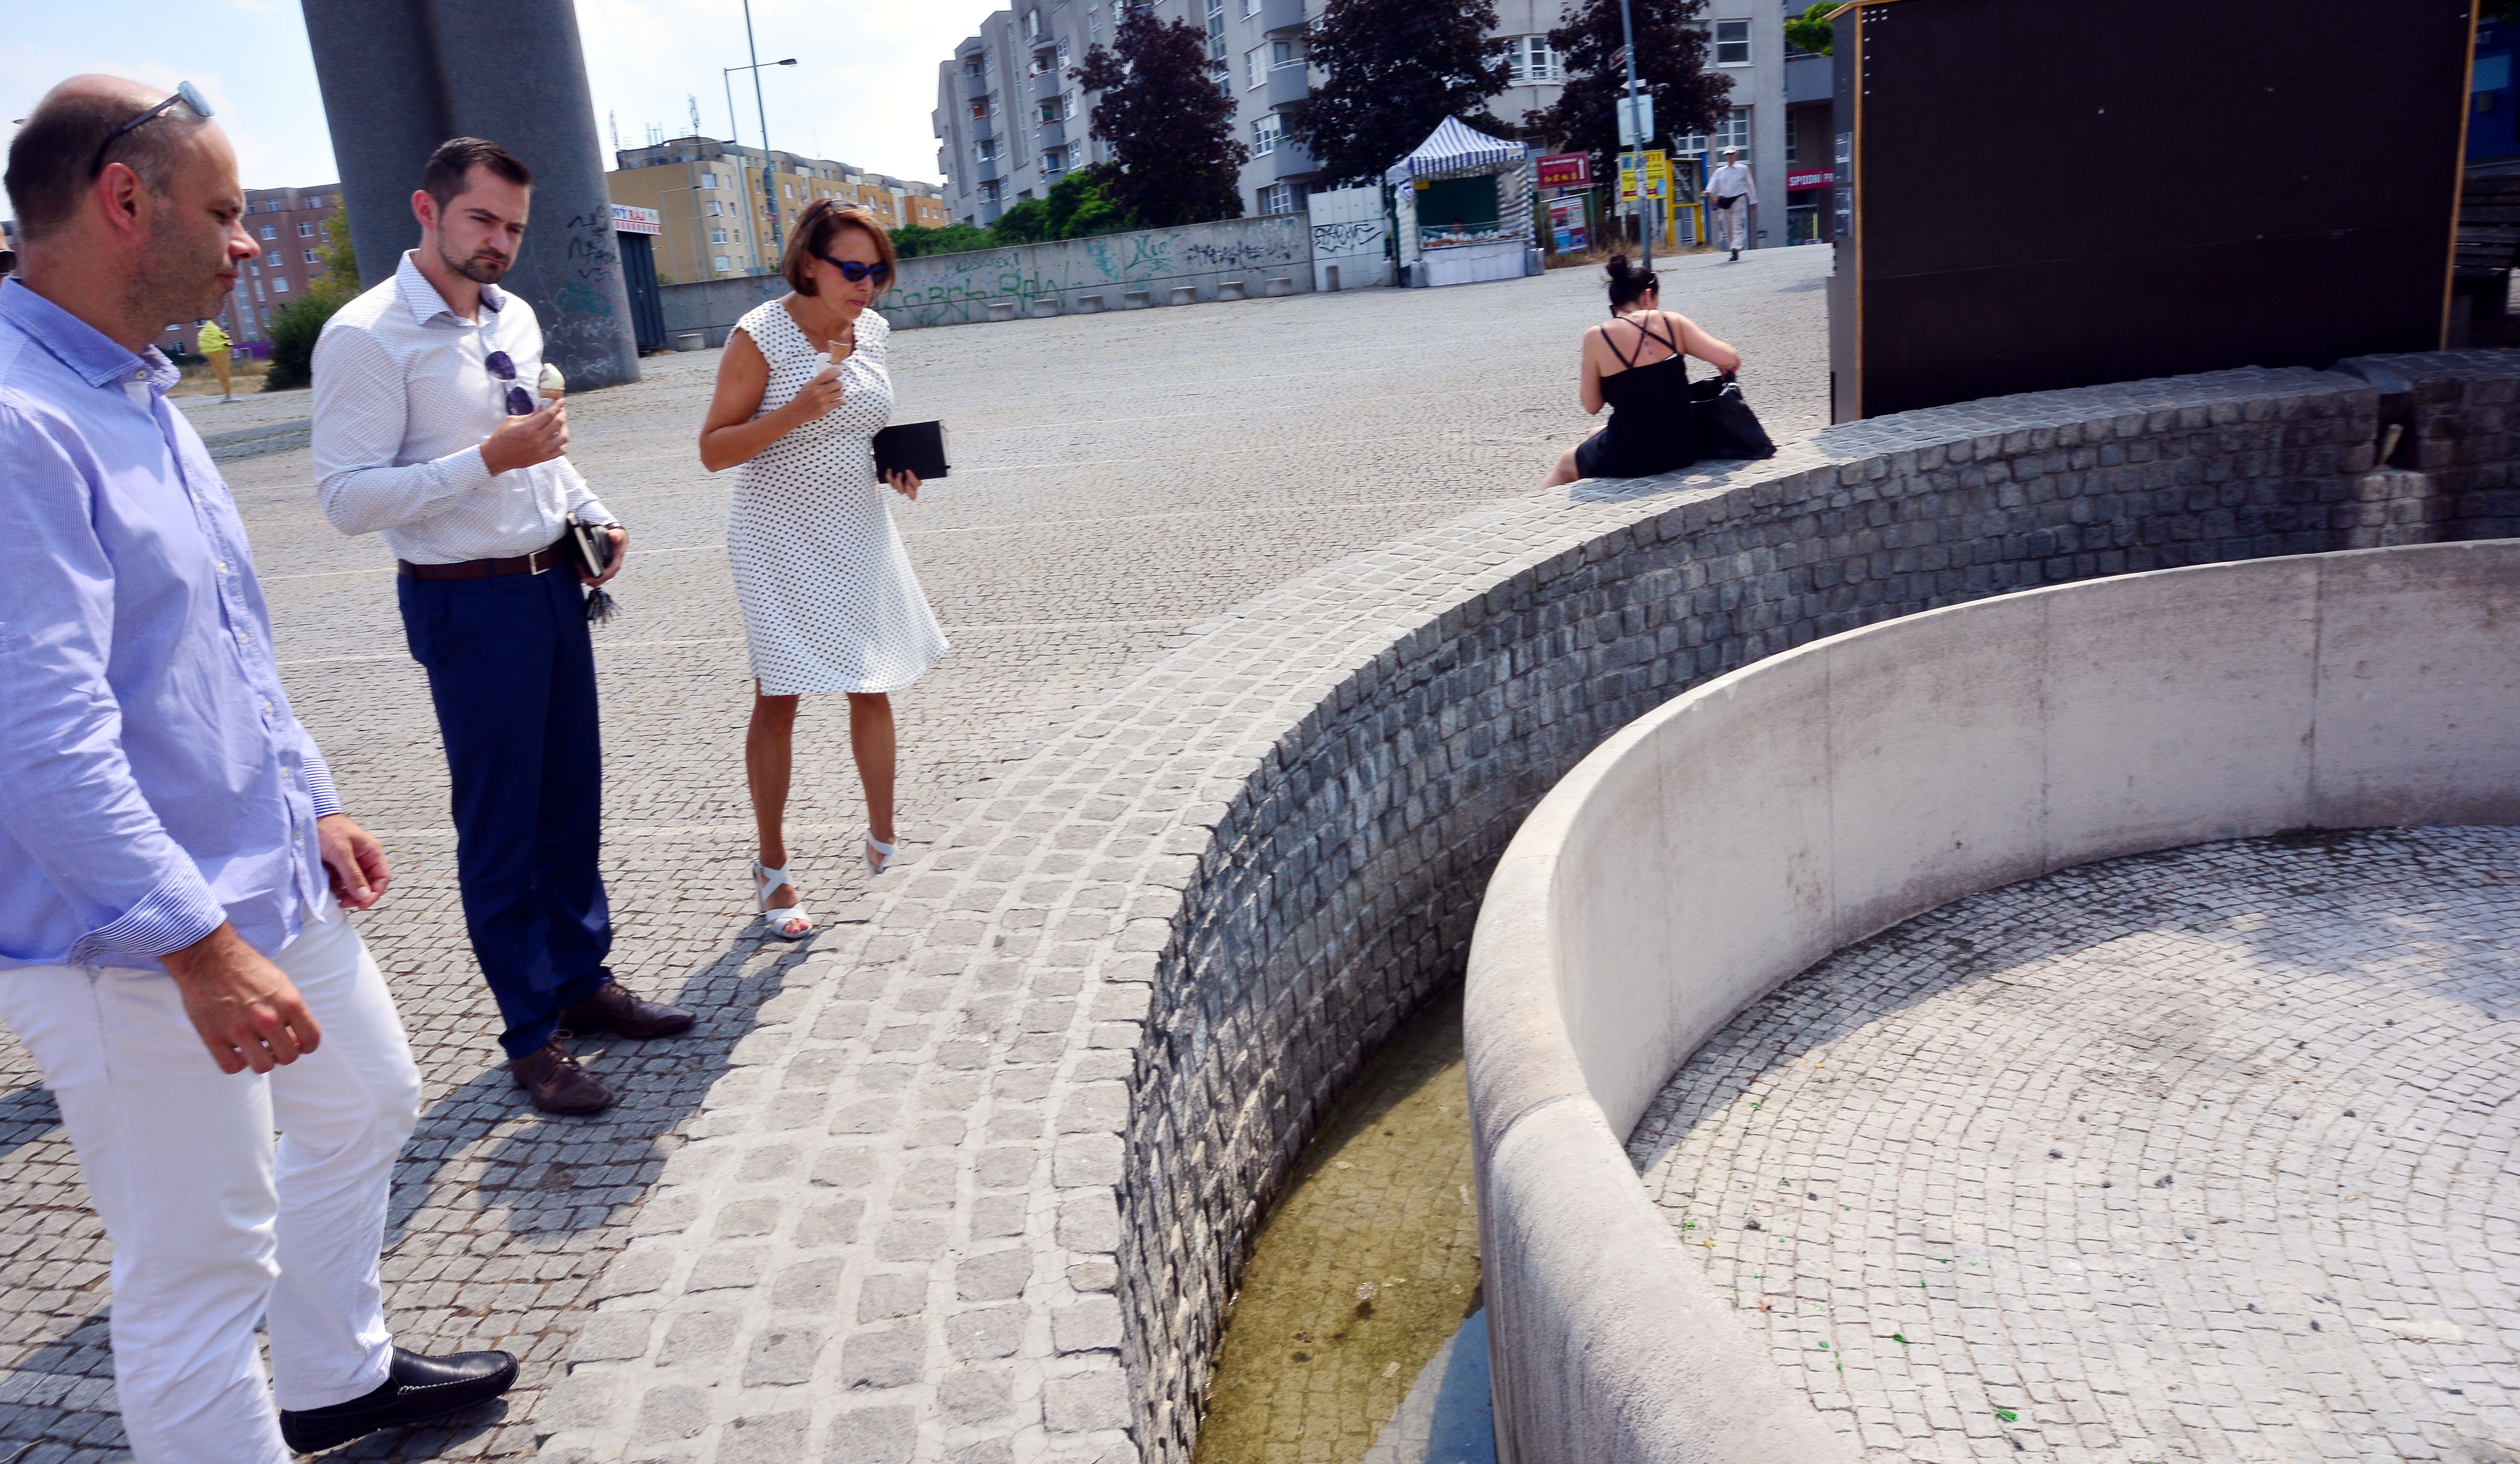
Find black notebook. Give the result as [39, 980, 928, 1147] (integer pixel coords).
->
[871, 420, 949, 481]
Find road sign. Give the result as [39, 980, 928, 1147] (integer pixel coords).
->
[1617, 92, 1654, 148]
[1537, 152, 1592, 189]
[1617, 152, 1641, 202]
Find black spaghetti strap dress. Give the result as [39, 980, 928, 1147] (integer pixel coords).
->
[1573, 314, 1699, 480]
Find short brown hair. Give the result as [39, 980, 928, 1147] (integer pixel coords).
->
[422, 137, 532, 212]
[4, 85, 210, 245]
[782, 200, 896, 295]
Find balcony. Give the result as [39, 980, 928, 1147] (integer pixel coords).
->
[964, 70, 989, 100]
[1265, 63, 1311, 109]
[1272, 138, 1318, 180]
[1038, 117, 1067, 148]
[976, 155, 1001, 183]
[1032, 69, 1063, 102]
[1260, 0, 1309, 31]
[1786, 53, 1832, 105]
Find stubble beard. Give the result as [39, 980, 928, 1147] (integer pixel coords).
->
[441, 237, 513, 284]
[132, 204, 234, 334]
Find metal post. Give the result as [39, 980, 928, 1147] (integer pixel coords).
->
[744, 0, 778, 264]
[1618, 0, 1649, 271]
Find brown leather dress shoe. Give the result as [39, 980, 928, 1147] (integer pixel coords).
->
[559, 980, 696, 1040]
[509, 1035, 613, 1115]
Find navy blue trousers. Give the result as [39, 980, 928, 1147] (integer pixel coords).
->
[398, 565, 611, 1057]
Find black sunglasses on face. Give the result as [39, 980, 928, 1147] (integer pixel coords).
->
[90, 82, 214, 177]
[814, 251, 892, 286]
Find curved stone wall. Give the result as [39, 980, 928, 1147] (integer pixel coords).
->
[1104, 355, 2520, 1460]
[1463, 542, 2520, 1464]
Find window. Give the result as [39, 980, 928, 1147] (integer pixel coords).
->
[1063, 90, 1079, 120]
[711, 227, 727, 243]
[298, 220, 316, 237]
[264, 251, 280, 267]
[253, 280, 265, 300]
[1040, 96, 1061, 123]
[706, 199, 723, 216]
[1717, 105, 1750, 155]
[699, 170, 719, 189]
[1509, 36, 1562, 85]
[732, 227, 744, 242]
[1023, 8, 1043, 39]
[1714, 19, 1751, 66]
[1258, 182, 1293, 216]
[714, 254, 732, 272]
[1206, 0, 1226, 66]
[1031, 47, 1057, 77]
[307, 194, 324, 208]
[1272, 39, 1298, 68]
[1043, 148, 1066, 175]
[971, 97, 991, 120]
[964, 53, 985, 76]
[259, 224, 276, 240]
[1252, 113, 1282, 155]
[272, 276, 290, 294]
[303, 249, 320, 264]
[1242, 0, 1260, 12]
[1246, 45, 1268, 89]
[978, 136, 998, 160]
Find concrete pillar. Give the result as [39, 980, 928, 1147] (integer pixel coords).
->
[299, 0, 639, 389]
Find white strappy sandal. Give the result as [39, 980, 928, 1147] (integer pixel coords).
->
[752, 860, 813, 939]
[864, 835, 898, 876]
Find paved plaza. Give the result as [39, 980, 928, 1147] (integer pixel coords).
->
[0, 249, 1831, 1461]
[1631, 828, 2520, 1464]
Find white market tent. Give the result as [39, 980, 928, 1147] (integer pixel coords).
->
[1385, 117, 1540, 287]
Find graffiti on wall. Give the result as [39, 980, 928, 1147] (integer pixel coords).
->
[875, 217, 1310, 329]
[1311, 219, 1385, 256]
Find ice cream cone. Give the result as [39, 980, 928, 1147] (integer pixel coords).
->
[537, 362, 566, 401]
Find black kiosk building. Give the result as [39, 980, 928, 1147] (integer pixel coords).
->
[1827, 0, 2477, 422]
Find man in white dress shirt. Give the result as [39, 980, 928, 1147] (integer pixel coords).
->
[311, 137, 692, 1116]
[1708, 148, 1756, 260]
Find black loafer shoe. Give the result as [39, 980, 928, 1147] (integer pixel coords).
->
[278, 1345, 518, 1454]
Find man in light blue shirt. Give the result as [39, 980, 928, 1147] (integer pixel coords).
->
[0, 74, 517, 1460]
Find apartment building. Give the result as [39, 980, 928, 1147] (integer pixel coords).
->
[932, 1, 1575, 225]
[935, 1, 1820, 249]
[609, 137, 949, 283]
[195, 184, 341, 354]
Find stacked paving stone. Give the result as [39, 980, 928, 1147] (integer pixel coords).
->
[541, 353, 2515, 1463]
[2355, 349, 2520, 540]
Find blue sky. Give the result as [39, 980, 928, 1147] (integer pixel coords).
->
[4, 0, 1003, 196]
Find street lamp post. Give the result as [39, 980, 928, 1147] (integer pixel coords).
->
[722, 53, 797, 276]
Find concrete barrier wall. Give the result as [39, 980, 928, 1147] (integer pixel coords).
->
[656, 215, 1316, 343]
[1463, 543, 2520, 1464]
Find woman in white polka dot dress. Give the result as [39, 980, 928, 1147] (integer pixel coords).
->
[699, 202, 947, 938]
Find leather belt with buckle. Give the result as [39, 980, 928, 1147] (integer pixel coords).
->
[397, 534, 572, 582]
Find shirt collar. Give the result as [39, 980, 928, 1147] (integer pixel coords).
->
[0, 276, 178, 391]
[394, 249, 507, 326]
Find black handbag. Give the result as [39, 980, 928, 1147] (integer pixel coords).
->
[1690, 372, 1776, 461]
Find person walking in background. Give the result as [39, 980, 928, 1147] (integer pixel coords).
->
[1708, 148, 1755, 260]
[1543, 254, 1742, 487]
[0, 74, 516, 1461]
[698, 200, 946, 939]
[196, 313, 234, 399]
[311, 136, 692, 1117]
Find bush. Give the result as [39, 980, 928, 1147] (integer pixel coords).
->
[891, 222, 996, 258]
[262, 293, 350, 391]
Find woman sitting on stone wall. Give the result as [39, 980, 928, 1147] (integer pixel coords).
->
[697, 201, 948, 938]
[1543, 254, 1742, 487]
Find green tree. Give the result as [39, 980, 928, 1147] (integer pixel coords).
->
[263, 210, 361, 390]
[1285, 0, 1514, 187]
[992, 164, 1136, 245]
[1783, 2, 1834, 56]
[891, 221, 997, 258]
[1073, 7, 1248, 228]
[1527, 0, 1730, 170]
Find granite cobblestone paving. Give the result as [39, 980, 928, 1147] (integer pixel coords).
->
[0, 252, 1831, 1462]
[1630, 829, 2520, 1463]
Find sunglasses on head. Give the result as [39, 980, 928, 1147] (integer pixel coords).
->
[813, 251, 892, 286]
[90, 81, 213, 177]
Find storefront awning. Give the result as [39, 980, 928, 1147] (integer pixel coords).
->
[1384, 116, 1530, 187]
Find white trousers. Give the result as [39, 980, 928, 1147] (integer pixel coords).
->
[1713, 196, 1751, 251]
[0, 903, 420, 1464]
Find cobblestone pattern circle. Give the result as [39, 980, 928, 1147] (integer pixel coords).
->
[1630, 827, 2520, 1464]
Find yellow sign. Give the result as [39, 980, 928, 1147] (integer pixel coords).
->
[1617, 152, 1641, 202]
